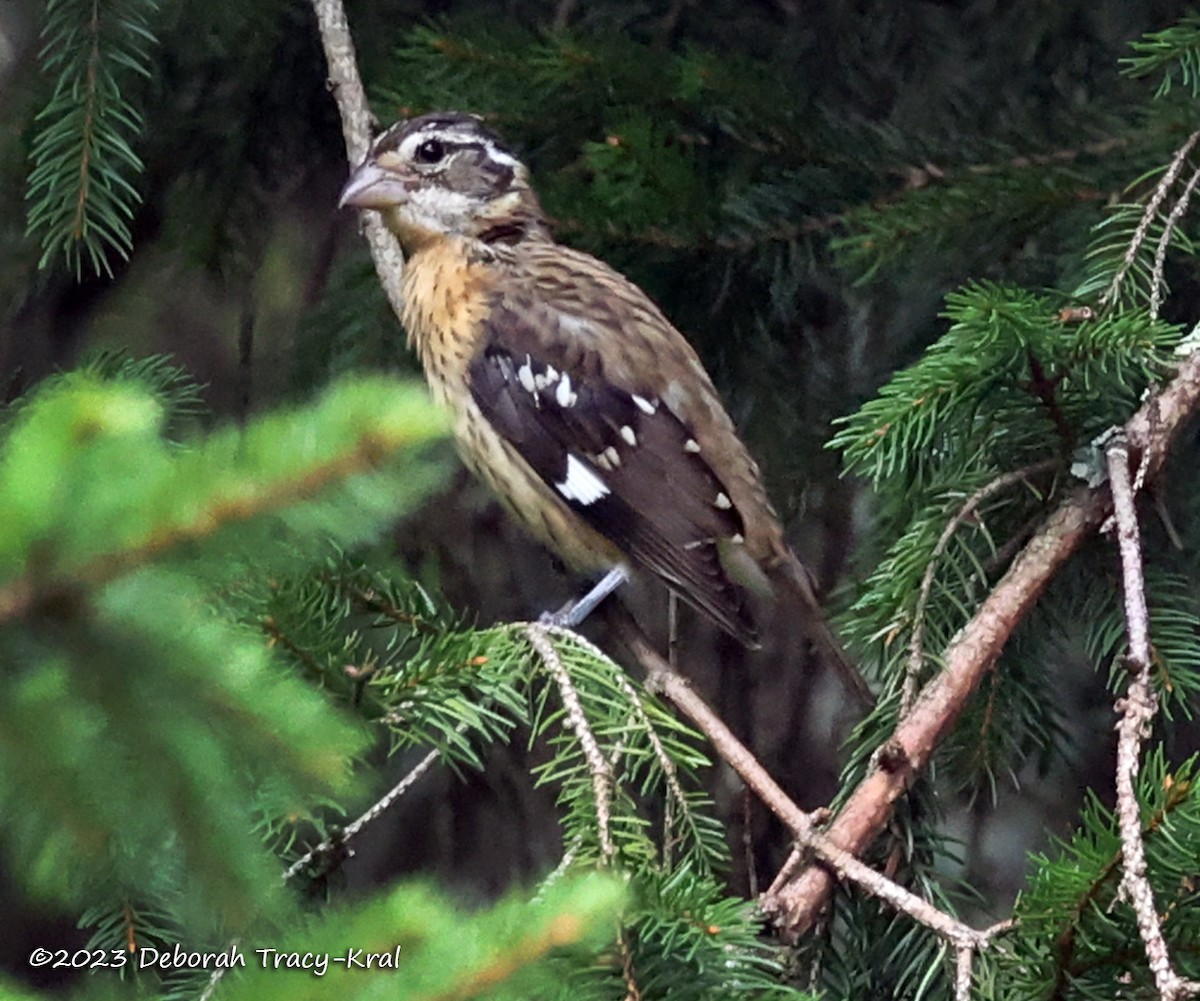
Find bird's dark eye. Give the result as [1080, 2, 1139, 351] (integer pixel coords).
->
[414, 139, 446, 164]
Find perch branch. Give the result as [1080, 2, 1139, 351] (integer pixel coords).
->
[526, 623, 616, 863]
[607, 608, 1011, 953]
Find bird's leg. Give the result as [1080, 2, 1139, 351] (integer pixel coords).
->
[541, 566, 630, 629]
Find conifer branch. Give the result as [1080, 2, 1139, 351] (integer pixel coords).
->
[771, 339, 1200, 939]
[26, 0, 158, 277]
[1104, 434, 1200, 1001]
[0, 420, 428, 624]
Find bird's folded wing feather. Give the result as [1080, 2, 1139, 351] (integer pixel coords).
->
[466, 263, 757, 644]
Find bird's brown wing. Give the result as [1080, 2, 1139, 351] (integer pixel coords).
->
[467, 290, 758, 645]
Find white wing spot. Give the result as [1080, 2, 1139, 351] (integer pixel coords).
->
[730, 533, 744, 544]
[556, 454, 610, 506]
[714, 492, 733, 510]
[593, 446, 622, 472]
[632, 394, 657, 415]
[533, 365, 560, 391]
[517, 356, 536, 394]
[555, 373, 577, 408]
[684, 439, 701, 453]
[619, 425, 637, 446]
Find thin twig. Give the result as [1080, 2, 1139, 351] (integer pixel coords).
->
[1104, 435, 1200, 1001]
[198, 739, 450, 1001]
[525, 623, 616, 863]
[281, 742, 446, 882]
[905, 459, 1059, 713]
[608, 667, 692, 867]
[196, 940, 240, 1001]
[551, 0, 578, 32]
[1150, 161, 1200, 319]
[1102, 131, 1200, 310]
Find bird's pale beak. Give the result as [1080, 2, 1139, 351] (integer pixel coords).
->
[338, 160, 411, 210]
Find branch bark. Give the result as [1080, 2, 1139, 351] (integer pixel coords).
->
[309, 0, 407, 318]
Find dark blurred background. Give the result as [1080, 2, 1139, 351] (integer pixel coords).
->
[1, 0, 1195, 989]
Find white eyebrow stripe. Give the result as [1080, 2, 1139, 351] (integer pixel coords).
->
[484, 146, 520, 169]
[394, 129, 521, 169]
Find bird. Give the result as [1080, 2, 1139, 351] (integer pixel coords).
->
[339, 111, 866, 699]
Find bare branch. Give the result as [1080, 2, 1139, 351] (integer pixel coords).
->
[1105, 435, 1200, 1001]
[609, 610, 1010, 953]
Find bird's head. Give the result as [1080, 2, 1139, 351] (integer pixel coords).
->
[339, 111, 547, 250]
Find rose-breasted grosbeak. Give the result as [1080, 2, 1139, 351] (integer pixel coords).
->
[340, 112, 863, 697]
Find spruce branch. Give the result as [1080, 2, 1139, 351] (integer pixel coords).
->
[26, 0, 159, 278]
[0, 381, 442, 624]
[1124, 15, 1200, 99]
[1104, 433, 1200, 1001]
[772, 339, 1200, 939]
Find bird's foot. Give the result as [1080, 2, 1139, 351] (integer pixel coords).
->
[538, 566, 630, 630]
